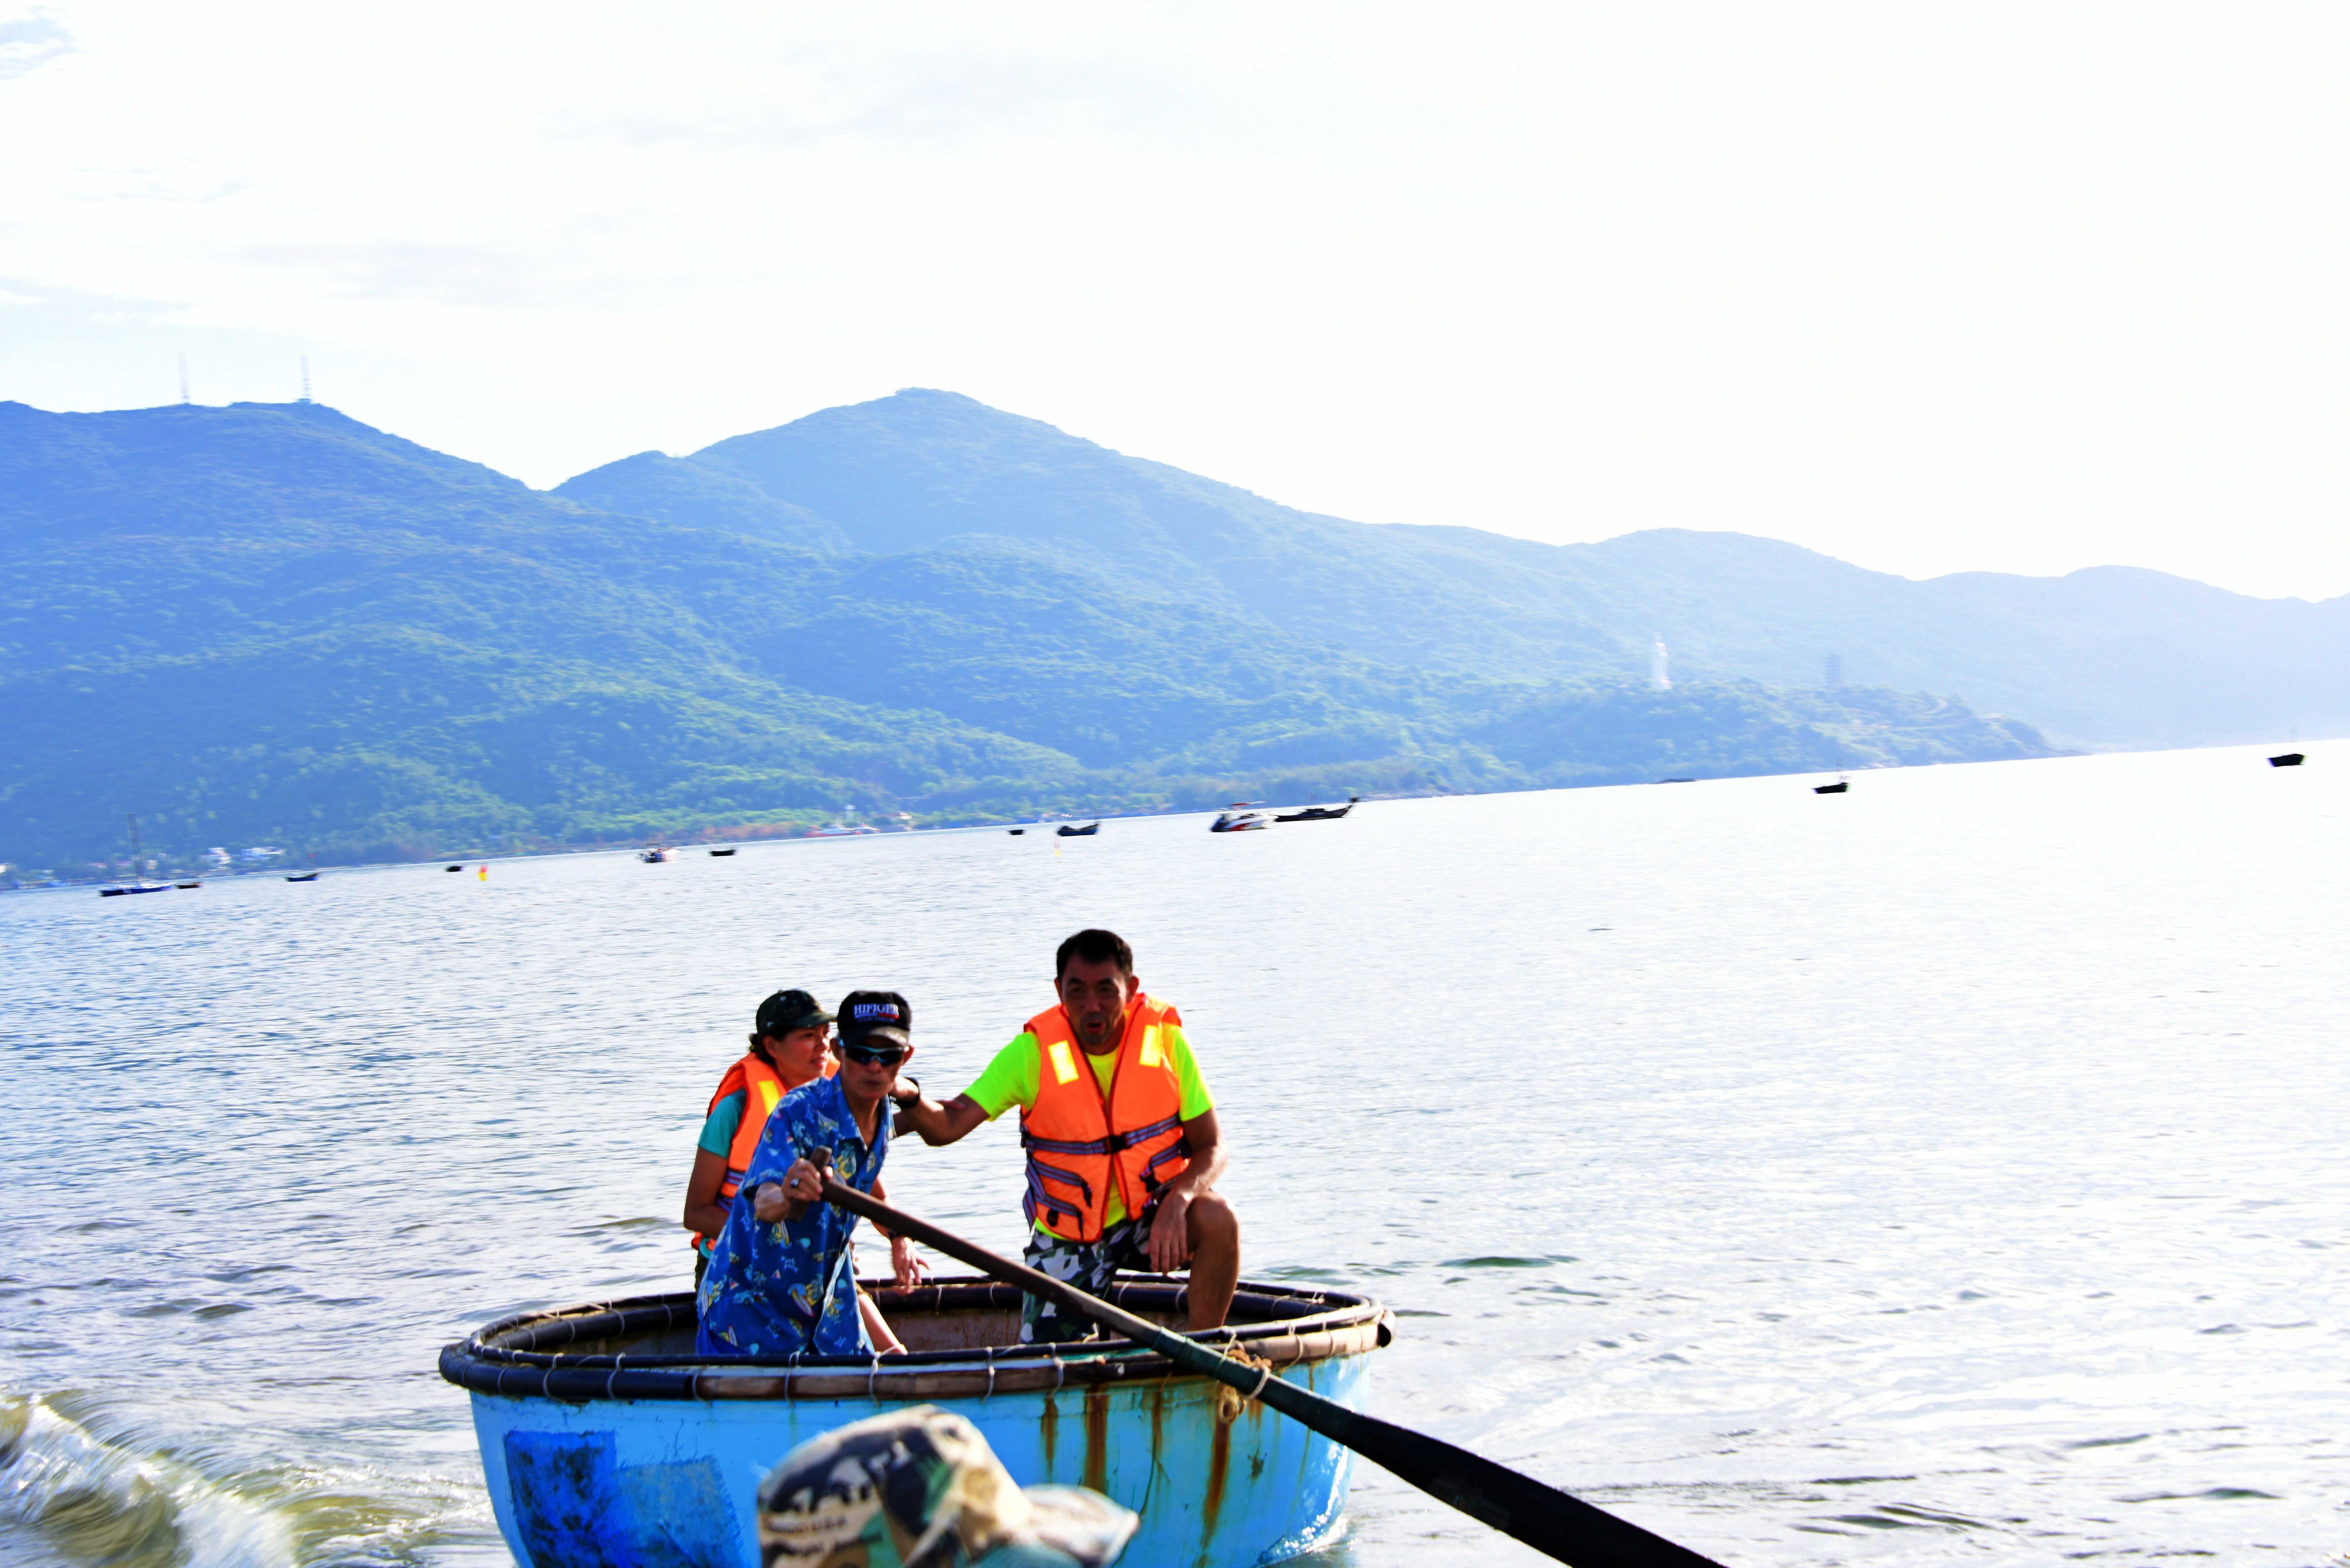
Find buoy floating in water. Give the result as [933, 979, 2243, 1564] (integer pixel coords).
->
[2270, 752, 2305, 767]
[477, 865, 488, 880]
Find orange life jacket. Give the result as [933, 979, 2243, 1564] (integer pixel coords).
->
[688, 1051, 830, 1250]
[1019, 994, 1191, 1242]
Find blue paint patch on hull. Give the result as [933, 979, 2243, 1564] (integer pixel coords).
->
[504, 1432, 740, 1568]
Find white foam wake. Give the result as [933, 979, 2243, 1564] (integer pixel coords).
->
[0, 1395, 297, 1568]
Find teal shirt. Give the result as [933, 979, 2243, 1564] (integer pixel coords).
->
[699, 1089, 747, 1157]
[692, 1089, 750, 1259]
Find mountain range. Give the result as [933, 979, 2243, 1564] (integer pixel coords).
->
[4, 388, 2334, 871]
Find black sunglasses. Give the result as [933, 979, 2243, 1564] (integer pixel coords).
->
[841, 1040, 908, 1065]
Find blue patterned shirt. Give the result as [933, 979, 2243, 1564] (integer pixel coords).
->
[695, 1073, 888, 1357]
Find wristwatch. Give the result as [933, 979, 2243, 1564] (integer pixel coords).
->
[890, 1076, 922, 1109]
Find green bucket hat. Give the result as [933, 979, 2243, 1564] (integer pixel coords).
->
[756, 1406, 1136, 1568]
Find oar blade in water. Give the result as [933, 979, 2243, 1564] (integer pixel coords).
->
[1275, 1393, 1720, 1568]
[821, 1176, 1728, 1568]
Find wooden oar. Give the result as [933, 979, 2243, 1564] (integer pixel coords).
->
[821, 1176, 1727, 1568]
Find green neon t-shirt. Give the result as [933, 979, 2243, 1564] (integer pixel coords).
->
[962, 1018, 1214, 1229]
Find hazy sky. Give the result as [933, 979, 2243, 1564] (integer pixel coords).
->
[5, 3, 2348, 599]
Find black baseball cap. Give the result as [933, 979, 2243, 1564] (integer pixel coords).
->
[756, 989, 834, 1037]
[836, 990, 912, 1052]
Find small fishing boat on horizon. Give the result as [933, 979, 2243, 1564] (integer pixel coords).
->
[285, 871, 320, 882]
[708, 847, 737, 856]
[100, 812, 171, 896]
[1272, 796, 1358, 823]
[640, 847, 670, 863]
[1209, 803, 1270, 833]
[1057, 821, 1101, 836]
[440, 1276, 1387, 1568]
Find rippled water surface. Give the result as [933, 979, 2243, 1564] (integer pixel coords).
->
[5, 744, 2348, 1568]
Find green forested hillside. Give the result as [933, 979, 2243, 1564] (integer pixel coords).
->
[570, 388, 2350, 751]
[2, 396, 2060, 872]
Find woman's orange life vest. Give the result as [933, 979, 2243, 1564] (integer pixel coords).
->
[1019, 994, 1191, 1242]
[688, 1051, 831, 1250]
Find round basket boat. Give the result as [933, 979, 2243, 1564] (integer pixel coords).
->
[441, 1275, 1392, 1568]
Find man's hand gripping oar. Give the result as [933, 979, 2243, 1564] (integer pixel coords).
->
[816, 1174, 1729, 1568]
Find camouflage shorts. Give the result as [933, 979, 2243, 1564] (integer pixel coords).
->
[1019, 1208, 1161, 1345]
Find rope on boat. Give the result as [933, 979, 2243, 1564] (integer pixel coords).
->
[1211, 1339, 1276, 1424]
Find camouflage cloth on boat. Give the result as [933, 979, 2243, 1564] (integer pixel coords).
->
[697, 1072, 887, 1358]
[1018, 1205, 1158, 1345]
[757, 1405, 1135, 1568]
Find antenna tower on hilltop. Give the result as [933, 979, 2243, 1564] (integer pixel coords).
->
[178, 354, 190, 405]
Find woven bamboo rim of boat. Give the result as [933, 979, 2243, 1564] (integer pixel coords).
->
[439, 1276, 1393, 1403]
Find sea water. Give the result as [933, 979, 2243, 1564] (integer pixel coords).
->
[2, 742, 2345, 1568]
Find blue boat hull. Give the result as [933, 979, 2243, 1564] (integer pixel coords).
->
[444, 1281, 1386, 1568]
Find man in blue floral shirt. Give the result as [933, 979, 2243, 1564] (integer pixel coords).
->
[697, 991, 921, 1357]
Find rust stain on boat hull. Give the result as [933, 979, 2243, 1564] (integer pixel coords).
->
[1202, 1410, 1231, 1547]
[1082, 1387, 1109, 1493]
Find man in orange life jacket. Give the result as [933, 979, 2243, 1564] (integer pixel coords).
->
[895, 928, 1240, 1343]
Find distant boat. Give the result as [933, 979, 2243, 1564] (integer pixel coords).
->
[445, 864, 464, 871]
[175, 881, 201, 890]
[708, 847, 737, 856]
[285, 871, 320, 882]
[640, 847, 670, 863]
[802, 825, 877, 838]
[2270, 752, 2305, 767]
[101, 813, 170, 897]
[1814, 781, 1849, 795]
[1057, 822, 1100, 837]
[1656, 778, 1695, 785]
[1272, 796, 1358, 823]
[1007, 827, 1026, 835]
[1210, 803, 1270, 833]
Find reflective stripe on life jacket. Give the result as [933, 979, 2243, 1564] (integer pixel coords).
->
[1018, 994, 1190, 1242]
